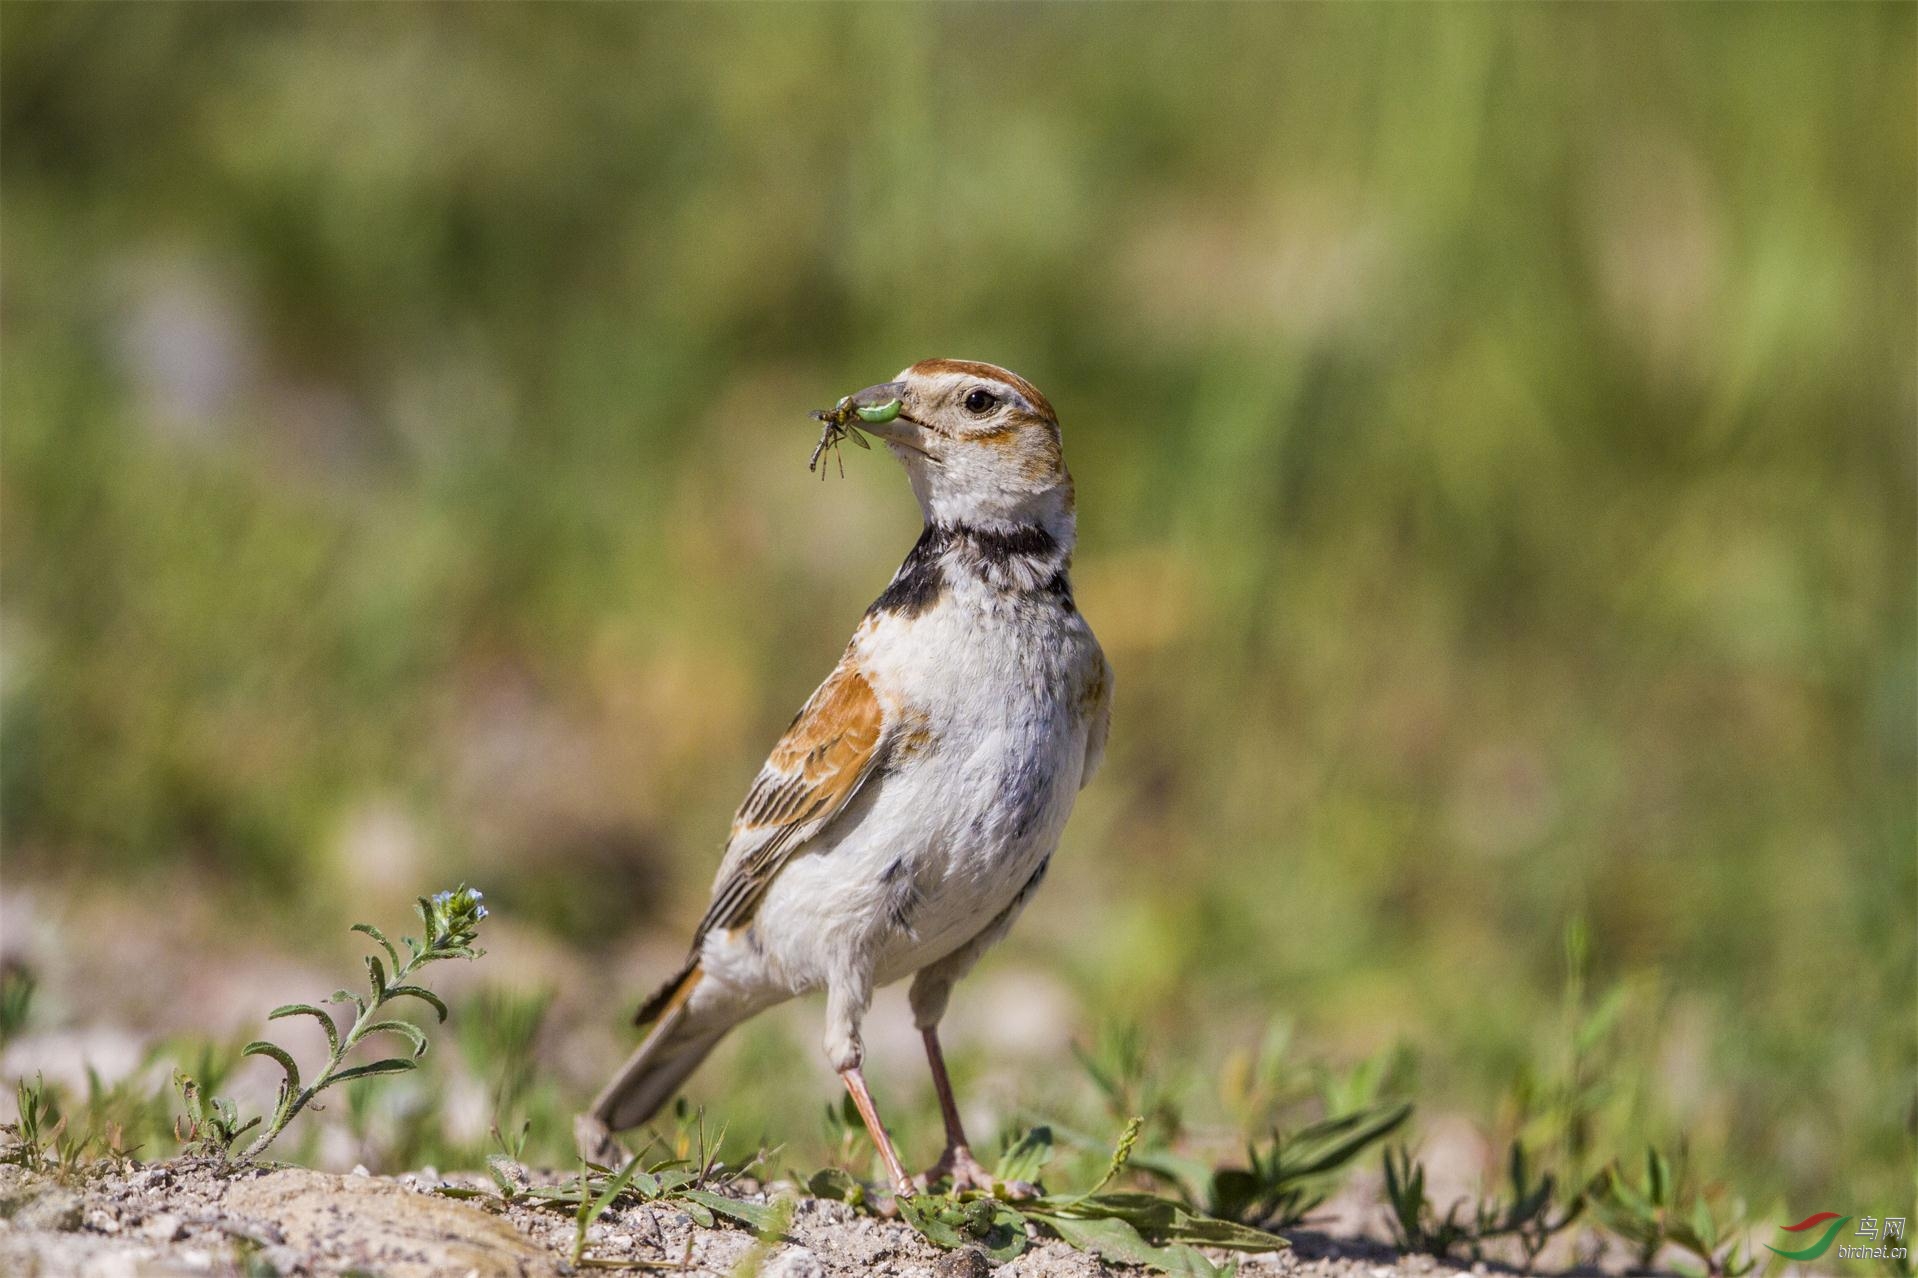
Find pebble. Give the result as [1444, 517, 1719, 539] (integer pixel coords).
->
[763, 1244, 827, 1278]
[934, 1248, 993, 1278]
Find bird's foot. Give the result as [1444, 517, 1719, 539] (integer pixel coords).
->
[914, 1145, 1037, 1199]
[573, 1112, 629, 1170]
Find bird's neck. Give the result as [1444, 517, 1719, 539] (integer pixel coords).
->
[930, 517, 1074, 594]
[912, 478, 1077, 585]
[869, 509, 1076, 619]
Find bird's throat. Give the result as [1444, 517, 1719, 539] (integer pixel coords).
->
[868, 518, 1074, 620]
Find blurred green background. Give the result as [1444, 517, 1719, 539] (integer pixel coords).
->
[2, 2, 1912, 1218]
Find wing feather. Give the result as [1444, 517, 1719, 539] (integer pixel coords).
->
[1080, 654, 1113, 789]
[689, 653, 887, 945]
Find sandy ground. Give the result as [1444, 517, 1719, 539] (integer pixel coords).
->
[0, 1158, 1496, 1278]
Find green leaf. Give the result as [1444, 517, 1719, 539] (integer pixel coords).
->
[1574, 982, 1634, 1054]
[1282, 1101, 1412, 1179]
[897, 1194, 970, 1250]
[929, 1199, 1031, 1262]
[1211, 1168, 1284, 1225]
[587, 1152, 646, 1224]
[328, 988, 368, 1017]
[351, 923, 401, 973]
[485, 1154, 521, 1196]
[804, 1168, 859, 1201]
[382, 985, 449, 1023]
[173, 1071, 205, 1124]
[652, 1167, 697, 1194]
[1597, 1165, 1654, 1220]
[358, 1019, 429, 1058]
[267, 1004, 341, 1056]
[679, 1189, 785, 1237]
[1168, 1214, 1288, 1251]
[1646, 1147, 1671, 1206]
[364, 954, 388, 1000]
[978, 1206, 1030, 1262]
[1043, 1192, 1287, 1253]
[995, 1126, 1054, 1185]
[320, 1057, 416, 1089]
[1047, 1214, 1230, 1276]
[242, 1041, 301, 1097]
[1689, 1195, 1716, 1247]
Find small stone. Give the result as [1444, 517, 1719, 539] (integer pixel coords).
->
[761, 1244, 826, 1278]
[350, 1164, 371, 1177]
[142, 1212, 185, 1242]
[934, 1247, 993, 1278]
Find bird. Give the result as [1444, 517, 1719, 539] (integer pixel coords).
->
[577, 359, 1111, 1199]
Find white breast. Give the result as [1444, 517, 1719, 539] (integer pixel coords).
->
[725, 578, 1103, 997]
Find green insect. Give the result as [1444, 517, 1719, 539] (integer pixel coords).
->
[807, 393, 900, 477]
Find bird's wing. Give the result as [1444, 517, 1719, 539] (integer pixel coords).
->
[1080, 653, 1114, 789]
[692, 649, 888, 943]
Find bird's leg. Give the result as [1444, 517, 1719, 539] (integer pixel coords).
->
[916, 1026, 992, 1191]
[914, 1026, 1031, 1196]
[838, 1064, 915, 1199]
[825, 968, 913, 1197]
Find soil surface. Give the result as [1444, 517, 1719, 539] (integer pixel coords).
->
[0, 1158, 1482, 1278]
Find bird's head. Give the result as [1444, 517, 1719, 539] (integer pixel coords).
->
[842, 359, 1072, 534]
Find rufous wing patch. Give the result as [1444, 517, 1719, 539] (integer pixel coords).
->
[692, 655, 888, 943]
[734, 662, 882, 833]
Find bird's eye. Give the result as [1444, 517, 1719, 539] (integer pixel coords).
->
[963, 388, 998, 415]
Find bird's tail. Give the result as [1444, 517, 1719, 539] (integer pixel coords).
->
[576, 959, 726, 1164]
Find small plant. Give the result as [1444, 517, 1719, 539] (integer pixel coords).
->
[1382, 1144, 1470, 1257]
[1383, 1140, 1583, 1268]
[1587, 1146, 1754, 1277]
[171, 886, 489, 1163]
[1206, 1101, 1412, 1230]
[0, 964, 37, 1046]
[573, 1151, 647, 1266]
[871, 1117, 1288, 1276]
[174, 1069, 261, 1157]
[438, 1128, 785, 1267]
[1, 1074, 64, 1172]
[0, 1072, 112, 1177]
[1073, 1023, 1184, 1142]
[1126, 1034, 1412, 1234]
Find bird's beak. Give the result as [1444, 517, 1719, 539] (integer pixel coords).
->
[844, 381, 916, 443]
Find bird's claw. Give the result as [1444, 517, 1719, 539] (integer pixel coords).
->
[572, 1112, 629, 1170]
[913, 1146, 1038, 1199]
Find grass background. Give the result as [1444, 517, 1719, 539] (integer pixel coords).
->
[2, 1, 1912, 1226]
